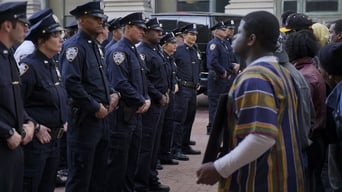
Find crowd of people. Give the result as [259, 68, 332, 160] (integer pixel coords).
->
[2, 1, 342, 192]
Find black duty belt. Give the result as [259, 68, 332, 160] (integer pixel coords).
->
[179, 80, 198, 89]
[50, 128, 64, 140]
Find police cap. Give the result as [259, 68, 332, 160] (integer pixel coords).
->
[160, 32, 176, 46]
[224, 20, 235, 29]
[172, 27, 182, 36]
[29, 8, 53, 26]
[0, 1, 29, 25]
[120, 12, 146, 29]
[65, 20, 77, 29]
[210, 21, 226, 31]
[26, 14, 63, 43]
[145, 18, 162, 31]
[181, 23, 198, 34]
[108, 17, 121, 31]
[70, 1, 104, 19]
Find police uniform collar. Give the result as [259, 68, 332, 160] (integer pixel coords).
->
[79, 30, 95, 42]
[122, 37, 138, 49]
[141, 41, 158, 50]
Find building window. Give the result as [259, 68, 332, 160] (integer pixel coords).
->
[177, 0, 209, 12]
[305, 0, 338, 12]
[284, 0, 297, 12]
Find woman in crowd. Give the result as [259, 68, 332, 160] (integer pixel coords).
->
[20, 14, 68, 192]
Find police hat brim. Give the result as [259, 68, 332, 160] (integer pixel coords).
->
[147, 26, 163, 31]
[90, 13, 104, 19]
[18, 18, 30, 25]
[132, 22, 146, 29]
[184, 30, 198, 34]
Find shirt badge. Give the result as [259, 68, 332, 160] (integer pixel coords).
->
[140, 54, 145, 61]
[66, 47, 78, 62]
[113, 52, 125, 65]
[210, 43, 216, 50]
[19, 63, 29, 76]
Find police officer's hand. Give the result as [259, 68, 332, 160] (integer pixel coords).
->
[95, 103, 109, 119]
[109, 93, 120, 112]
[137, 99, 151, 113]
[220, 71, 228, 79]
[196, 162, 221, 185]
[159, 94, 168, 106]
[6, 128, 22, 150]
[232, 63, 240, 73]
[22, 121, 35, 145]
[36, 124, 52, 144]
[174, 84, 179, 93]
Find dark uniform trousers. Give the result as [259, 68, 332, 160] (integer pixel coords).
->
[135, 102, 167, 191]
[66, 112, 109, 192]
[207, 71, 232, 131]
[106, 106, 142, 192]
[159, 93, 175, 160]
[23, 138, 60, 192]
[0, 142, 24, 192]
[172, 86, 197, 153]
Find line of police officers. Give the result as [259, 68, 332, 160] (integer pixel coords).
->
[0, 1, 239, 192]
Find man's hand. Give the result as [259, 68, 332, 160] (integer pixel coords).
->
[220, 71, 228, 79]
[21, 121, 35, 145]
[95, 103, 108, 119]
[6, 128, 22, 150]
[196, 162, 221, 185]
[159, 94, 169, 106]
[35, 124, 52, 144]
[174, 84, 179, 93]
[109, 93, 120, 112]
[232, 63, 240, 73]
[136, 99, 151, 113]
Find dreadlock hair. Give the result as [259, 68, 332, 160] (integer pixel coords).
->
[242, 11, 280, 52]
[285, 29, 319, 62]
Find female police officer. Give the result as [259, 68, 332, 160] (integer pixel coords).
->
[19, 13, 68, 192]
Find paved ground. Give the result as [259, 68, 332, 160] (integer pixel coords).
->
[55, 95, 217, 192]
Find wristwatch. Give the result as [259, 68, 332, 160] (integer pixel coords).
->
[34, 123, 41, 134]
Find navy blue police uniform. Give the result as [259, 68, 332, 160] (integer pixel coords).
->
[105, 17, 121, 51]
[60, 2, 115, 192]
[206, 22, 234, 135]
[105, 12, 149, 192]
[135, 18, 171, 192]
[158, 33, 180, 164]
[0, 2, 31, 192]
[172, 24, 202, 159]
[20, 14, 68, 192]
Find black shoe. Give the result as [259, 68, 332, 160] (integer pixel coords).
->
[189, 140, 196, 145]
[182, 146, 201, 155]
[156, 160, 163, 170]
[160, 158, 179, 165]
[172, 152, 189, 161]
[149, 183, 170, 192]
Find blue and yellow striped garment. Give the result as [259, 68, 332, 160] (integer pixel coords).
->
[219, 56, 305, 192]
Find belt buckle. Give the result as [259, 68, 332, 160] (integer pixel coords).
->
[57, 128, 64, 139]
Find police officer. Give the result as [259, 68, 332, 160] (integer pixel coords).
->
[135, 18, 170, 192]
[158, 32, 180, 165]
[105, 12, 150, 192]
[0, 2, 35, 192]
[172, 24, 201, 160]
[64, 20, 78, 39]
[20, 13, 68, 192]
[105, 17, 122, 51]
[60, 2, 120, 191]
[14, 8, 53, 65]
[206, 21, 237, 135]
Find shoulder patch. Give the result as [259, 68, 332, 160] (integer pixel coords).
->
[19, 63, 29, 76]
[66, 47, 78, 62]
[140, 54, 145, 61]
[209, 43, 216, 50]
[113, 52, 125, 65]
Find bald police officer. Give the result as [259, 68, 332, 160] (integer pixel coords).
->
[60, 2, 119, 191]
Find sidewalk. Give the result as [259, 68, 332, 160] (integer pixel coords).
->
[55, 95, 216, 192]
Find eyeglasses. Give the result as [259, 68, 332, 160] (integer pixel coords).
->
[50, 31, 65, 39]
